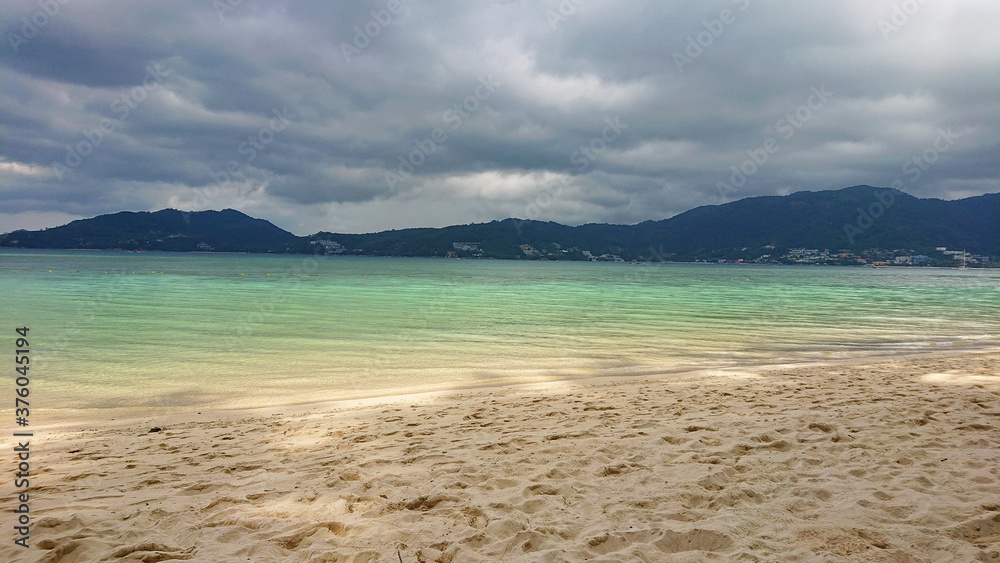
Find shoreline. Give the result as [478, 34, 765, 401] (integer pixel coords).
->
[4, 247, 997, 269]
[26, 344, 1000, 432]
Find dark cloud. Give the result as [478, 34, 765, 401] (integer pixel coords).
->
[1, 0, 998, 235]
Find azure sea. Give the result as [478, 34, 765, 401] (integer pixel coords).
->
[2, 250, 998, 418]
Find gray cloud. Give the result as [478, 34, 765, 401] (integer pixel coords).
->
[1, 0, 998, 235]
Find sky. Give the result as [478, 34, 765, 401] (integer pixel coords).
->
[1, 0, 998, 236]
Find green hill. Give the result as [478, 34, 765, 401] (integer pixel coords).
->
[0, 209, 307, 253]
[631, 186, 1000, 259]
[2, 187, 997, 262]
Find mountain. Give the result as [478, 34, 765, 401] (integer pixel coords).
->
[2, 187, 998, 262]
[310, 186, 1000, 260]
[0, 209, 306, 253]
[632, 186, 1000, 259]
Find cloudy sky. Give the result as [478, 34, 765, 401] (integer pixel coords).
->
[1, 0, 997, 235]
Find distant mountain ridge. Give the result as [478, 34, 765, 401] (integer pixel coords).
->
[1, 209, 302, 253]
[3, 186, 998, 262]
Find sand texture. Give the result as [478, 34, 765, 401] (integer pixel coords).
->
[4, 351, 1000, 562]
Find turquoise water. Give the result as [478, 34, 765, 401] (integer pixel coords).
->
[2, 249, 998, 417]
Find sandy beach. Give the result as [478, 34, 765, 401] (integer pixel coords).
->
[5, 350, 1000, 562]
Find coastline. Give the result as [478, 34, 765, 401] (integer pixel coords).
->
[24, 345, 1000, 431]
[4, 247, 998, 268]
[5, 349, 999, 561]
[263, 344, 1000, 425]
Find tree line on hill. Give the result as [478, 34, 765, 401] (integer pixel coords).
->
[3, 186, 997, 265]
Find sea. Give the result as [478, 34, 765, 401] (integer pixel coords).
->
[2, 249, 998, 419]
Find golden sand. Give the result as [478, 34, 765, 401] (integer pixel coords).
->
[5, 351, 999, 562]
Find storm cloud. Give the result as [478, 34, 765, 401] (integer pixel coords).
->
[1, 0, 997, 235]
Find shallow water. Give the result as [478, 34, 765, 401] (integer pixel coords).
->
[2, 250, 998, 417]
